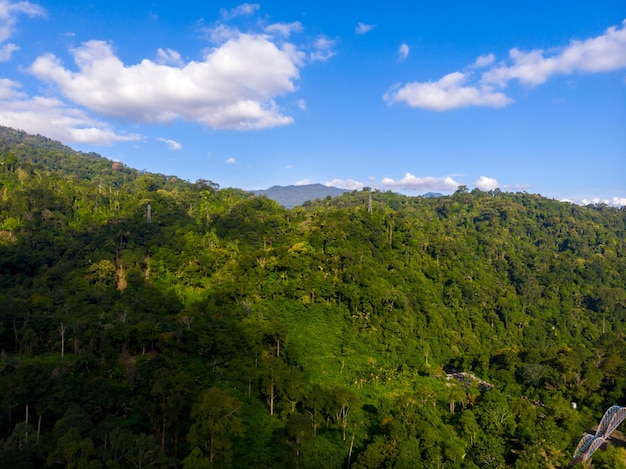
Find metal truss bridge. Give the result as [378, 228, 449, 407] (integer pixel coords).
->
[570, 405, 626, 467]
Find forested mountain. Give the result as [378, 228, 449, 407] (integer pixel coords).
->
[252, 184, 349, 208]
[1, 126, 625, 468]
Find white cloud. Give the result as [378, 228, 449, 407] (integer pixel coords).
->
[0, 41, 17, 61]
[356, 22, 375, 35]
[483, 20, 626, 87]
[325, 178, 364, 190]
[0, 82, 140, 145]
[384, 71, 513, 110]
[471, 53, 495, 68]
[501, 183, 532, 191]
[475, 176, 499, 191]
[156, 48, 183, 66]
[296, 98, 306, 110]
[205, 24, 240, 43]
[574, 196, 626, 208]
[0, 0, 46, 43]
[326, 174, 464, 192]
[294, 178, 311, 186]
[398, 43, 409, 62]
[264, 21, 303, 37]
[226, 157, 236, 164]
[220, 3, 259, 20]
[380, 173, 460, 192]
[156, 137, 181, 150]
[0, 0, 45, 61]
[612, 197, 626, 207]
[310, 36, 335, 62]
[29, 33, 305, 130]
[387, 20, 626, 111]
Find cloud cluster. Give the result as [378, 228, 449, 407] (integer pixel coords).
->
[576, 196, 626, 208]
[0, 78, 140, 144]
[474, 175, 499, 191]
[381, 173, 460, 191]
[386, 20, 626, 110]
[325, 178, 365, 190]
[29, 35, 303, 130]
[310, 36, 335, 62]
[0, 2, 335, 144]
[327, 174, 463, 192]
[385, 72, 512, 110]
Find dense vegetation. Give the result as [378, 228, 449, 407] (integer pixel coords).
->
[1, 125, 625, 468]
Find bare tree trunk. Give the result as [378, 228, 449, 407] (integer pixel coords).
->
[161, 413, 166, 452]
[60, 322, 66, 359]
[347, 432, 356, 469]
[25, 403, 29, 439]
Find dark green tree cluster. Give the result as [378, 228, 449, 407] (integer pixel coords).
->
[1, 126, 625, 467]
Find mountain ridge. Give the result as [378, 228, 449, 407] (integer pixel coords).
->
[252, 183, 350, 208]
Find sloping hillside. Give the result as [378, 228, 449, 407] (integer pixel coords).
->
[0, 127, 625, 468]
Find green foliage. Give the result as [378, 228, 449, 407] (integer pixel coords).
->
[1, 127, 625, 467]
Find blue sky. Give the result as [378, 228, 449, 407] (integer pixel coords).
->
[0, 1, 625, 205]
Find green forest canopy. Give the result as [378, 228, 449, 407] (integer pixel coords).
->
[0, 125, 625, 468]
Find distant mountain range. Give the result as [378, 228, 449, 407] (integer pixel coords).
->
[253, 184, 443, 208]
[252, 184, 350, 208]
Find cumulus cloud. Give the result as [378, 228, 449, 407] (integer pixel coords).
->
[0, 0, 46, 42]
[204, 23, 240, 43]
[220, 3, 259, 20]
[156, 137, 181, 150]
[575, 196, 626, 208]
[384, 72, 513, 110]
[380, 173, 461, 192]
[612, 197, 626, 207]
[475, 176, 499, 191]
[0, 41, 17, 61]
[294, 178, 311, 186]
[397, 43, 409, 61]
[0, 78, 141, 144]
[483, 20, 626, 87]
[325, 178, 365, 190]
[310, 36, 335, 62]
[264, 21, 303, 37]
[156, 48, 183, 66]
[28, 33, 305, 130]
[387, 20, 626, 111]
[356, 22, 375, 35]
[225, 157, 236, 164]
[471, 53, 495, 68]
[296, 98, 306, 110]
[326, 174, 464, 192]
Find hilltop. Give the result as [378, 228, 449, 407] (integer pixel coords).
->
[252, 183, 349, 208]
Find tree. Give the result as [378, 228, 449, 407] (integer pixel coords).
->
[187, 387, 245, 465]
